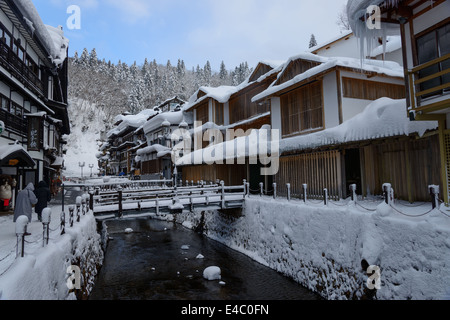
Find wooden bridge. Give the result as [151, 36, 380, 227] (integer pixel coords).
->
[62, 180, 247, 219]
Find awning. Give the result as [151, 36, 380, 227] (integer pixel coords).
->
[0, 144, 36, 168]
[50, 156, 64, 168]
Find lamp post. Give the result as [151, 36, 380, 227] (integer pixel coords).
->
[79, 162, 85, 179]
[89, 164, 94, 177]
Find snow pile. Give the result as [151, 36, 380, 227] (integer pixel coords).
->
[280, 98, 438, 154]
[203, 266, 221, 281]
[0, 209, 103, 300]
[178, 197, 450, 300]
[14, 0, 69, 66]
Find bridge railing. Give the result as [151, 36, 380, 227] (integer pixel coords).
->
[84, 181, 247, 216]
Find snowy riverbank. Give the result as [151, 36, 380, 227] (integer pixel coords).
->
[178, 196, 450, 300]
[0, 205, 103, 300]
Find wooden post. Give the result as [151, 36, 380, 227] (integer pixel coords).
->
[323, 188, 328, 206]
[383, 183, 392, 205]
[118, 188, 123, 218]
[303, 184, 307, 203]
[260, 182, 264, 197]
[349, 184, 357, 202]
[273, 183, 277, 199]
[69, 205, 75, 227]
[89, 192, 94, 211]
[156, 196, 160, 216]
[287, 183, 291, 201]
[221, 181, 225, 209]
[429, 185, 439, 209]
[61, 184, 65, 235]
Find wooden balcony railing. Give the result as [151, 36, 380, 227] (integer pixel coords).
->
[0, 40, 44, 97]
[408, 53, 450, 116]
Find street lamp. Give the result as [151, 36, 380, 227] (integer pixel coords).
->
[79, 162, 85, 179]
[89, 164, 94, 177]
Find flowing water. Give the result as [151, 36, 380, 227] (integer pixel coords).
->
[89, 217, 321, 300]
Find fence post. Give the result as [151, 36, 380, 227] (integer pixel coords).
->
[272, 183, 277, 199]
[286, 183, 291, 201]
[382, 183, 392, 205]
[15, 216, 28, 258]
[221, 181, 225, 209]
[42, 208, 51, 247]
[81, 195, 87, 216]
[260, 182, 264, 197]
[156, 196, 160, 216]
[429, 185, 440, 209]
[76, 196, 82, 222]
[303, 184, 307, 203]
[118, 187, 123, 218]
[61, 184, 65, 235]
[349, 184, 357, 202]
[69, 205, 75, 227]
[243, 179, 247, 197]
[323, 188, 328, 206]
[89, 191, 94, 212]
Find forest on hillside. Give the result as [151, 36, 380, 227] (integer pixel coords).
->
[68, 48, 254, 132]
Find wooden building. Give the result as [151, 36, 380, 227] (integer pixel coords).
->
[180, 61, 283, 186]
[348, 0, 450, 203]
[0, 0, 70, 193]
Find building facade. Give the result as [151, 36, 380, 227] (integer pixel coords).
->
[0, 0, 69, 209]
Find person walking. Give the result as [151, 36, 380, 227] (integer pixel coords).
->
[13, 183, 38, 235]
[34, 181, 51, 222]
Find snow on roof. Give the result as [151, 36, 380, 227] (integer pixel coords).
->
[280, 98, 437, 154]
[185, 60, 286, 111]
[370, 36, 402, 57]
[142, 110, 192, 135]
[308, 30, 354, 53]
[14, 0, 69, 66]
[252, 54, 404, 102]
[185, 86, 238, 111]
[108, 109, 157, 138]
[137, 144, 171, 158]
[347, 0, 401, 61]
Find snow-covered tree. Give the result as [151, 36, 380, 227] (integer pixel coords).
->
[309, 34, 318, 49]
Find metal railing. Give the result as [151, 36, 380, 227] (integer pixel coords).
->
[408, 53, 450, 115]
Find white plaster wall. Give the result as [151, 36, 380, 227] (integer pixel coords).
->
[323, 71, 340, 129]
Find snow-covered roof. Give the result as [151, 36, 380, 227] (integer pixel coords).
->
[137, 144, 171, 158]
[347, 0, 401, 60]
[309, 30, 354, 53]
[108, 109, 157, 138]
[369, 36, 402, 57]
[280, 98, 437, 154]
[142, 110, 193, 135]
[185, 60, 285, 111]
[14, 0, 69, 66]
[252, 53, 404, 102]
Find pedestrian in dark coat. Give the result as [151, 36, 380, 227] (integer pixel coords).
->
[13, 183, 38, 223]
[34, 181, 51, 222]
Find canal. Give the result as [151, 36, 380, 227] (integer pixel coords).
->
[89, 217, 321, 300]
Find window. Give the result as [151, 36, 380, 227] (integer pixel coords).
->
[342, 77, 405, 100]
[0, 23, 11, 48]
[416, 22, 450, 96]
[0, 95, 9, 112]
[26, 55, 39, 77]
[214, 103, 224, 126]
[196, 102, 209, 125]
[281, 81, 324, 137]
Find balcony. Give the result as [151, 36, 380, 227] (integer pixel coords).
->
[0, 40, 44, 97]
[408, 53, 450, 117]
[0, 108, 27, 137]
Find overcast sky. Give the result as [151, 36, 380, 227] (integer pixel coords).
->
[33, 0, 349, 71]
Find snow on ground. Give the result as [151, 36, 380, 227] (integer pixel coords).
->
[178, 196, 450, 300]
[0, 202, 103, 300]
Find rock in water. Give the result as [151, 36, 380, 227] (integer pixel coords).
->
[203, 266, 221, 281]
